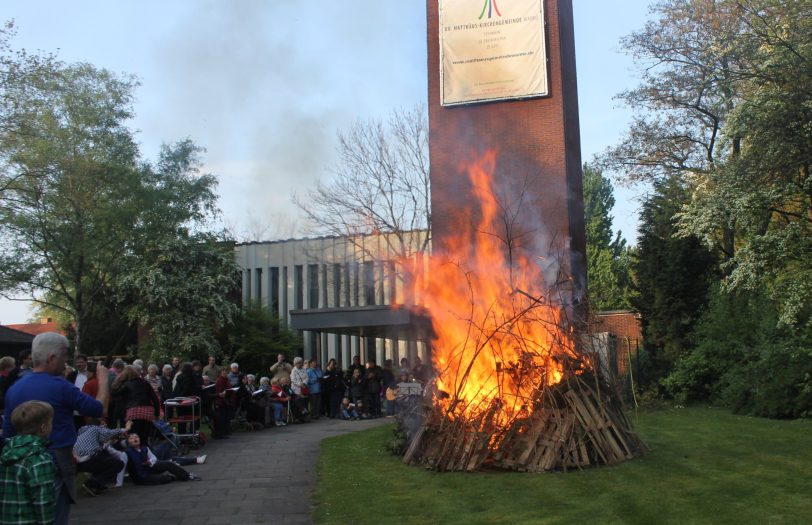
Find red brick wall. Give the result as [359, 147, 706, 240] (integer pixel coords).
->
[426, 0, 587, 310]
[591, 311, 642, 339]
[6, 321, 68, 337]
[590, 311, 642, 375]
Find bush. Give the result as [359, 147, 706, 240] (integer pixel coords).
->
[664, 287, 812, 418]
[721, 341, 812, 419]
[218, 302, 302, 377]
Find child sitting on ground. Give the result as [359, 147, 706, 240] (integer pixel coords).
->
[124, 433, 202, 484]
[0, 400, 55, 524]
[74, 419, 131, 494]
[340, 397, 360, 420]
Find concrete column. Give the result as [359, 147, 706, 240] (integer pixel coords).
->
[243, 269, 251, 305]
[281, 266, 289, 324]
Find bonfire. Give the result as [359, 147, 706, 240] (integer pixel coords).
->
[400, 151, 646, 472]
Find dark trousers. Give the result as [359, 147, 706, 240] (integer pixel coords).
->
[212, 403, 230, 437]
[53, 447, 76, 525]
[291, 397, 308, 422]
[137, 460, 190, 484]
[247, 401, 268, 424]
[77, 451, 125, 487]
[321, 391, 330, 416]
[110, 400, 126, 429]
[309, 393, 322, 419]
[367, 392, 381, 417]
[171, 456, 197, 466]
[329, 390, 343, 418]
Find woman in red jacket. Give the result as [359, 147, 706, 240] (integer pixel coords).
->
[271, 377, 307, 422]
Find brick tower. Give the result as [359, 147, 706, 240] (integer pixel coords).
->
[426, 0, 587, 312]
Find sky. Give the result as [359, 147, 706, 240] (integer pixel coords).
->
[0, 0, 653, 324]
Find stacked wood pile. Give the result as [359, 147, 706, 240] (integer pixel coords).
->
[402, 355, 646, 472]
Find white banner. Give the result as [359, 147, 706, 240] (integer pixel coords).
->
[440, 0, 548, 106]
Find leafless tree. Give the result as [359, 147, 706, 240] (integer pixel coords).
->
[225, 211, 299, 243]
[294, 104, 431, 299]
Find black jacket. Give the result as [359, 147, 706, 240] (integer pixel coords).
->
[113, 378, 160, 416]
[381, 368, 396, 389]
[173, 372, 199, 398]
[349, 376, 366, 400]
[160, 376, 173, 402]
[323, 368, 347, 392]
[365, 366, 382, 394]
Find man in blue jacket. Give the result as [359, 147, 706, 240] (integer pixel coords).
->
[3, 332, 109, 525]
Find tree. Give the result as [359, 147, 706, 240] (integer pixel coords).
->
[0, 21, 59, 195]
[0, 60, 143, 351]
[663, 285, 812, 418]
[219, 301, 302, 376]
[582, 164, 632, 310]
[0, 38, 226, 355]
[599, 0, 812, 326]
[295, 105, 431, 300]
[118, 234, 241, 363]
[632, 176, 717, 383]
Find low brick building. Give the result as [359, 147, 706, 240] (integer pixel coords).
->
[6, 318, 67, 337]
[590, 310, 642, 376]
[0, 325, 34, 358]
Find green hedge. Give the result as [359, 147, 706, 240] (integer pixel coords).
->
[664, 287, 812, 418]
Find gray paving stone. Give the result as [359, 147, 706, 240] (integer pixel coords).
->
[69, 417, 388, 524]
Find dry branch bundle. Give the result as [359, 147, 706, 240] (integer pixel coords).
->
[401, 355, 646, 472]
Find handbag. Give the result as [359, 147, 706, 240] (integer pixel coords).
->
[300, 385, 310, 396]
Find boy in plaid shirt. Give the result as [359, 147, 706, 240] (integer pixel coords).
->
[0, 400, 55, 524]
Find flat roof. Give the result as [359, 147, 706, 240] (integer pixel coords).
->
[289, 305, 434, 341]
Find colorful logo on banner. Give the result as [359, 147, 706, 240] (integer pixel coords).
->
[478, 0, 502, 19]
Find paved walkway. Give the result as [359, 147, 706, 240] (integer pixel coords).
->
[69, 417, 389, 525]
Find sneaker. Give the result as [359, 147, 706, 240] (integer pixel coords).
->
[196, 455, 207, 464]
[188, 473, 203, 481]
[277, 421, 286, 426]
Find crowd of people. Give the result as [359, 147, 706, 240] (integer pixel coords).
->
[0, 332, 428, 524]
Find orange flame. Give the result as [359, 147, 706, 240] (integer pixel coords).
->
[418, 150, 574, 429]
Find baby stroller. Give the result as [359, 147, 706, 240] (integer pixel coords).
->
[152, 419, 190, 459]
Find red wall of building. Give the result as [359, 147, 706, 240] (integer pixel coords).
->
[591, 311, 642, 375]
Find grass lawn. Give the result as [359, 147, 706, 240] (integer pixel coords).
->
[313, 407, 812, 525]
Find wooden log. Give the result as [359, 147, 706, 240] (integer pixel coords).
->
[403, 424, 426, 465]
[435, 419, 465, 470]
[455, 429, 477, 471]
[515, 411, 552, 464]
[565, 393, 610, 465]
[576, 385, 636, 463]
[404, 364, 647, 472]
